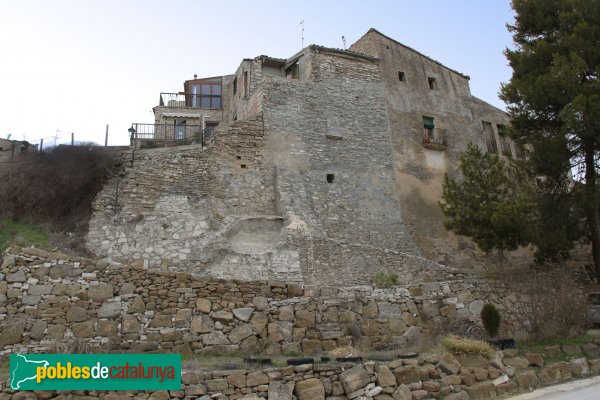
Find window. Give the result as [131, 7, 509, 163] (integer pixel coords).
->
[481, 121, 497, 154]
[188, 77, 222, 109]
[243, 71, 249, 97]
[428, 77, 437, 90]
[398, 71, 405, 82]
[233, 77, 237, 95]
[326, 174, 335, 183]
[497, 124, 512, 157]
[286, 62, 300, 79]
[204, 122, 218, 140]
[423, 116, 435, 141]
[174, 120, 186, 140]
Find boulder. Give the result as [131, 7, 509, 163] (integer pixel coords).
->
[391, 384, 412, 400]
[118, 283, 136, 295]
[394, 364, 421, 384]
[246, 371, 269, 387]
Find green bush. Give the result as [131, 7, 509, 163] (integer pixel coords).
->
[373, 272, 399, 288]
[481, 303, 501, 338]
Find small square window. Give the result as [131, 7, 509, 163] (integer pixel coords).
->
[428, 77, 437, 90]
[398, 71, 405, 82]
[326, 174, 335, 183]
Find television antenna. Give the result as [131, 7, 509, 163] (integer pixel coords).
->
[300, 20, 305, 48]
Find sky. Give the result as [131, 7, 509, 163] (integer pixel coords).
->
[0, 1, 516, 147]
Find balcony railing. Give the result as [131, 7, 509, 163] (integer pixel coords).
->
[129, 123, 213, 148]
[422, 128, 448, 150]
[159, 93, 221, 109]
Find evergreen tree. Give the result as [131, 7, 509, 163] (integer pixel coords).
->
[440, 143, 532, 258]
[501, 0, 600, 278]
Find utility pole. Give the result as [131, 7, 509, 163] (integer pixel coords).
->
[71, 132, 74, 146]
[105, 124, 109, 147]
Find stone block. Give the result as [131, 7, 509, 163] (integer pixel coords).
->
[196, 298, 212, 313]
[525, 352, 544, 368]
[339, 365, 370, 394]
[251, 312, 268, 333]
[228, 324, 254, 344]
[515, 370, 538, 389]
[118, 282, 136, 295]
[246, 371, 269, 387]
[503, 356, 530, 370]
[438, 352, 461, 375]
[29, 284, 53, 295]
[98, 302, 122, 319]
[211, 310, 234, 323]
[206, 379, 228, 392]
[467, 381, 496, 400]
[128, 295, 145, 313]
[28, 320, 47, 341]
[149, 314, 173, 328]
[227, 374, 246, 388]
[72, 321, 95, 338]
[561, 344, 582, 355]
[295, 310, 316, 328]
[394, 364, 421, 384]
[539, 362, 572, 385]
[22, 295, 41, 305]
[97, 320, 118, 337]
[122, 315, 141, 334]
[444, 391, 470, 400]
[569, 357, 589, 377]
[233, 307, 254, 322]
[201, 331, 230, 345]
[294, 378, 324, 400]
[7, 269, 26, 283]
[0, 321, 24, 345]
[375, 365, 397, 387]
[391, 384, 411, 400]
[301, 339, 322, 354]
[88, 284, 114, 302]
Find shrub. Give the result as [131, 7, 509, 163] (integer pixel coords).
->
[481, 303, 501, 338]
[441, 334, 493, 357]
[492, 267, 587, 341]
[0, 146, 119, 234]
[373, 272, 399, 288]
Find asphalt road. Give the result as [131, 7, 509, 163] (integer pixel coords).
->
[506, 376, 600, 400]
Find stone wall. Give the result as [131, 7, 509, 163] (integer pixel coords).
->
[87, 47, 455, 286]
[350, 29, 515, 267]
[3, 339, 600, 399]
[3, 247, 485, 358]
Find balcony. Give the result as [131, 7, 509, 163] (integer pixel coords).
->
[422, 128, 448, 150]
[129, 123, 212, 149]
[158, 93, 221, 109]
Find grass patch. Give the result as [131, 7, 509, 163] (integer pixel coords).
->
[517, 333, 595, 353]
[373, 272, 400, 288]
[441, 335, 493, 357]
[0, 220, 51, 250]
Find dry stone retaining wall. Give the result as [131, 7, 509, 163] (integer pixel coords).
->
[2, 346, 600, 399]
[3, 248, 489, 357]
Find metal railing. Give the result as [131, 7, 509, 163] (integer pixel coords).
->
[129, 123, 213, 148]
[422, 128, 448, 150]
[158, 93, 221, 109]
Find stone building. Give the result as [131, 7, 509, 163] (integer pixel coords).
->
[89, 29, 515, 284]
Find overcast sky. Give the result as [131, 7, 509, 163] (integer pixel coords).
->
[0, 1, 515, 146]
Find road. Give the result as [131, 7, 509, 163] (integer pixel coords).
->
[506, 376, 600, 400]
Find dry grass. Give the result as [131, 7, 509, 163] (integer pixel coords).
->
[440, 334, 493, 357]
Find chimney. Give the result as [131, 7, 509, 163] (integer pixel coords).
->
[194, 74, 197, 79]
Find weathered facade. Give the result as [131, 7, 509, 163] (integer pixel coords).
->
[89, 29, 514, 284]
